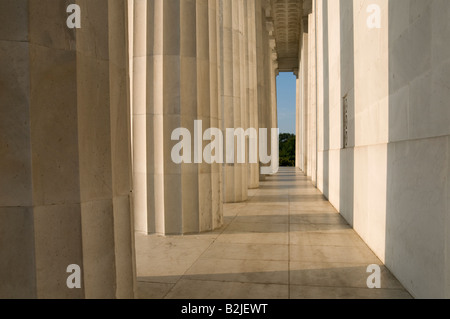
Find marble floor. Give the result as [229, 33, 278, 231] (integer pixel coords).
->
[135, 167, 412, 299]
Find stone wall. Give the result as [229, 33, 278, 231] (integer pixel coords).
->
[384, 0, 450, 299]
[308, 0, 450, 298]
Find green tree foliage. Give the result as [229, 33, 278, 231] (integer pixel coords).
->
[279, 133, 296, 167]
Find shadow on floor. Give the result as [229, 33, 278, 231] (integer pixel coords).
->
[134, 168, 412, 299]
[137, 264, 412, 299]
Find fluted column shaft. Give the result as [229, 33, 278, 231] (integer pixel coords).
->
[246, 0, 260, 189]
[239, 0, 250, 196]
[132, 0, 148, 234]
[220, 0, 248, 203]
[209, 0, 224, 228]
[301, 19, 309, 172]
[0, 0, 135, 298]
[307, 9, 317, 182]
[139, 0, 222, 235]
[296, 17, 309, 172]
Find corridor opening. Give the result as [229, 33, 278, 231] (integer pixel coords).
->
[276, 72, 297, 167]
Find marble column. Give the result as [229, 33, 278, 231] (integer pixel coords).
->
[246, 0, 260, 189]
[270, 42, 279, 137]
[239, 0, 250, 195]
[296, 70, 301, 168]
[258, 2, 277, 178]
[308, 8, 317, 183]
[132, 0, 148, 234]
[140, 0, 222, 234]
[220, 0, 248, 203]
[254, 0, 265, 181]
[296, 17, 309, 173]
[0, 0, 135, 298]
[301, 18, 309, 173]
[0, 0, 35, 298]
[197, 0, 222, 230]
[209, 0, 224, 230]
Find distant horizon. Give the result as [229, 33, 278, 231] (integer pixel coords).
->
[276, 72, 297, 135]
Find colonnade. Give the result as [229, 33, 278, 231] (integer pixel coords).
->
[130, 0, 279, 235]
[2, 0, 449, 300]
[0, 0, 281, 298]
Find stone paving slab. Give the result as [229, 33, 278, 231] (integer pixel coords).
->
[136, 167, 412, 299]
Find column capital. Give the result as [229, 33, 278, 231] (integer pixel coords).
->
[269, 36, 276, 50]
[274, 64, 279, 76]
[263, 0, 272, 17]
[265, 18, 275, 34]
[271, 50, 278, 62]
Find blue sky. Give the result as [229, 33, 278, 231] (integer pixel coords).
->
[276, 72, 297, 134]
